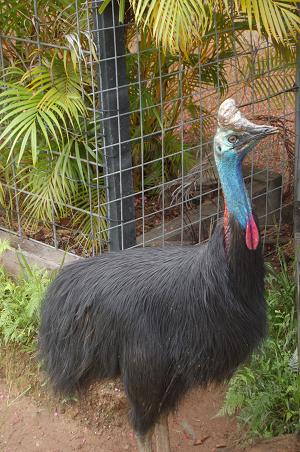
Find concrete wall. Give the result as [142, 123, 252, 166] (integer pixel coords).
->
[0, 230, 82, 278]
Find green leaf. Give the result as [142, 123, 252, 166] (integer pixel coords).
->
[119, 0, 126, 22]
[74, 140, 86, 186]
[98, 0, 112, 15]
[30, 122, 38, 165]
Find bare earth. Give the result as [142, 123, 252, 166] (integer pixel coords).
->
[0, 376, 299, 452]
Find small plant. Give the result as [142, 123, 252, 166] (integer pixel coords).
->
[221, 251, 299, 438]
[0, 243, 51, 351]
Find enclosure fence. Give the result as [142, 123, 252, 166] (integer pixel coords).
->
[0, 0, 296, 258]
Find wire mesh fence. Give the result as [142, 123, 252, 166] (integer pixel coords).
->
[0, 0, 296, 257]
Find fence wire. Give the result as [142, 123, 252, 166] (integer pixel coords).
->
[0, 0, 296, 258]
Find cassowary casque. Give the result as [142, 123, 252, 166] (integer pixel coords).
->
[39, 98, 277, 452]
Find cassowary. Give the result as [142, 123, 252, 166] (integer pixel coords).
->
[39, 98, 277, 452]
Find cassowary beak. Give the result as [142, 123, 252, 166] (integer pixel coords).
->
[233, 123, 278, 158]
[248, 124, 278, 142]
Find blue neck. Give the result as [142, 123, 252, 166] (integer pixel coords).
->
[216, 158, 252, 229]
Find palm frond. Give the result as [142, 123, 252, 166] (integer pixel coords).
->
[72, 186, 108, 255]
[100, 1, 299, 53]
[17, 131, 98, 225]
[19, 153, 78, 226]
[235, 0, 300, 42]
[237, 44, 296, 107]
[131, 0, 213, 54]
[0, 62, 87, 165]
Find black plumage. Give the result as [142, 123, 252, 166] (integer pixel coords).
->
[39, 217, 266, 436]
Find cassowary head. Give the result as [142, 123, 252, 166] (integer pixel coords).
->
[214, 99, 277, 250]
[214, 98, 277, 163]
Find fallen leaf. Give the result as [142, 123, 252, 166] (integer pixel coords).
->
[193, 435, 210, 446]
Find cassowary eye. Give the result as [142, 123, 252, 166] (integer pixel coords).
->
[228, 135, 238, 144]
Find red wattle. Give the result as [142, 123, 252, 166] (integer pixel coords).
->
[246, 215, 259, 250]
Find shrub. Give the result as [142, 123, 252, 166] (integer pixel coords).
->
[221, 253, 299, 438]
[0, 245, 51, 351]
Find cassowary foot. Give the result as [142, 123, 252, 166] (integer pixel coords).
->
[136, 429, 153, 452]
[155, 414, 171, 452]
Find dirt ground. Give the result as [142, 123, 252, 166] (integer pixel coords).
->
[0, 372, 299, 452]
[0, 376, 235, 452]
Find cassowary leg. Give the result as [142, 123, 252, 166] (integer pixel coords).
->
[155, 413, 170, 452]
[136, 429, 153, 452]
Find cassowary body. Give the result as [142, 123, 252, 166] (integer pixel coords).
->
[39, 99, 276, 451]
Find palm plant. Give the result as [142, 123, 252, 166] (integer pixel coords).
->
[0, 0, 297, 254]
[0, 1, 87, 66]
[100, 1, 300, 54]
[0, 60, 87, 163]
[0, 51, 106, 251]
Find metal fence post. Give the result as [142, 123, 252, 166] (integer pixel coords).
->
[92, 0, 136, 251]
[294, 38, 300, 371]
